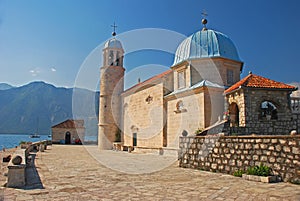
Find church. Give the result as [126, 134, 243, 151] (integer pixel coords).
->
[97, 17, 299, 151]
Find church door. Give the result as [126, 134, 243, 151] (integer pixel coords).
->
[65, 132, 71, 144]
[133, 133, 137, 146]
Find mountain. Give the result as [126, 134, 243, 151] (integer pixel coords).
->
[0, 81, 99, 135]
[0, 83, 14, 90]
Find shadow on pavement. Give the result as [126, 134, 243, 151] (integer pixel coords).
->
[23, 152, 44, 190]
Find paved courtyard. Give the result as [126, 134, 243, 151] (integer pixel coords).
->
[1, 145, 300, 200]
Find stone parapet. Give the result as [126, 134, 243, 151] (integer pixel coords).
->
[179, 135, 300, 182]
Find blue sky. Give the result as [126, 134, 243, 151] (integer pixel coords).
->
[0, 0, 299, 90]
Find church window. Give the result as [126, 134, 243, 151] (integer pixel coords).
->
[178, 71, 186, 89]
[227, 69, 234, 85]
[261, 101, 278, 120]
[109, 51, 114, 66]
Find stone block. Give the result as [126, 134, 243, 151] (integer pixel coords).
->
[256, 139, 263, 143]
[252, 155, 259, 160]
[279, 139, 286, 145]
[229, 160, 235, 166]
[275, 145, 282, 152]
[254, 144, 260, 149]
[260, 156, 267, 162]
[283, 146, 291, 153]
[260, 144, 268, 149]
[266, 151, 271, 156]
[236, 150, 242, 155]
[211, 163, 217, 169]
[292, 147, 299, 155]
[256, 150, 262, 155]
[245, 143, 252, 149]
[293, 160, 300, 166]
[288, 141, 296, 146]
[225, 154, 231, 159]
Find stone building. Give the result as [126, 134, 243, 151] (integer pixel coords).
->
[224, 73, 297, 135]
[98, 18, 299, 150]
[52, 119, 85, 144]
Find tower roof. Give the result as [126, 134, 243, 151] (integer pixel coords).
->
[224, 73, 297, 94]
[104, 38, 123, 49]
[173, 29, 241, 66]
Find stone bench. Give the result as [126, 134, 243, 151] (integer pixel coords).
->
[7, 149, 27, 188]
[6, 140, 49, 188]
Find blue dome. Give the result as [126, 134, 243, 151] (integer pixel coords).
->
[104, 38, 123, 49]
[173, 29, 241, 65]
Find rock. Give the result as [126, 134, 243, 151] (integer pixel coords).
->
[11, 155, 22, 165]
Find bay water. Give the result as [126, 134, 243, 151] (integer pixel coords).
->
[0, 134, 50, 149]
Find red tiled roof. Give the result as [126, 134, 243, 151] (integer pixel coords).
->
[224, 73, 297, 94]
[52, 119, 84, 128]
[123, 69, 172, 94]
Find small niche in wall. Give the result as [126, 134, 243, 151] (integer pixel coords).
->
[174, 100, 187, 113]
[145, 95, 153, 104]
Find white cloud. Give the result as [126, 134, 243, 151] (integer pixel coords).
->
[29, 68, 40, 76]
[289, 82, 300, 97]
[51, 67, 56, 72]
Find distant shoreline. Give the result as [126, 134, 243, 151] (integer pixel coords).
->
[0, 133, 49, 135]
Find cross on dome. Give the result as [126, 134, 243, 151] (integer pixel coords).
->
[201, 10, 208, 31]
[111, 22, 118, 37]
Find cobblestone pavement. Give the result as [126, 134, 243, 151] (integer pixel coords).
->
[1, 145, 300, 200]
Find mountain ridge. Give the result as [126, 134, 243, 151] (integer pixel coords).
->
[0, 81, 99, 135]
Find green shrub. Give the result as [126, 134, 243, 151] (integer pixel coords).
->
[19, 141, 27, 145]
[246, 163, 272, 177]
[233, 170, 244, 177]
[194, 128, 203, 135]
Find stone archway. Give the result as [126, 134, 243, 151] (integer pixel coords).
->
[229, 102, 239, 127]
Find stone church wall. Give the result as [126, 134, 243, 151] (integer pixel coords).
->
[166, 92, 205, 148]
[179, 135, 300, 182]
[122, 83, 165, 148]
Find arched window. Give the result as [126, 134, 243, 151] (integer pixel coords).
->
[261, 101, 278, 120]
[109, 50, 114, 66]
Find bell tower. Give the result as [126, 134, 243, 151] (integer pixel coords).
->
[98, 24, 125, 150]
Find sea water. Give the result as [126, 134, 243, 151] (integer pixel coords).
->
[0, 134, 50, 149]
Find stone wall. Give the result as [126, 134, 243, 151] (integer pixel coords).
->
[122, 83, 165, 148]
[179, 135, 300, 182]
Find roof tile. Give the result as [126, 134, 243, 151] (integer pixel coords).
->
[123, 69, 172, 94]
[224, 73, 297, 94]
